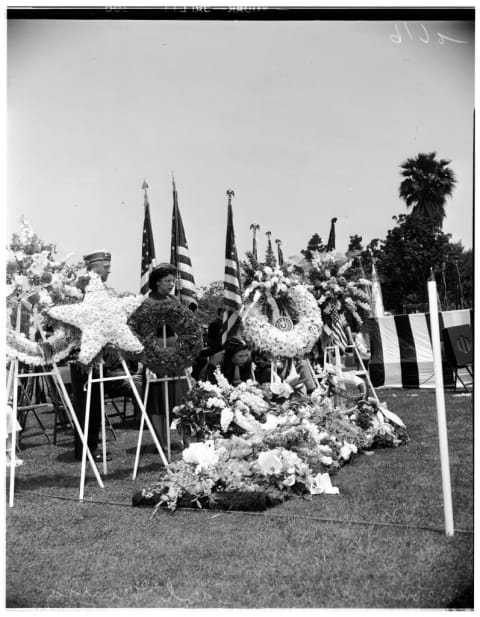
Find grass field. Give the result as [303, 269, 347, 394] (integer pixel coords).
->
[5, 388, 473, 608]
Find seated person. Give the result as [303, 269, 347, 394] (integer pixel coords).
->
[205, 337, 254, 386]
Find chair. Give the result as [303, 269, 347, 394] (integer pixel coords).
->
[442, 324, 473, 392]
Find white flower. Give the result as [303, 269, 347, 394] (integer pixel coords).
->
[320, 455, 333, 466]
[307, 473, 339, 495]
[14, 275, 29, 291]
[257, 451, 282, 475]
[220, 407, 234, 432]
[38, 289, 53, 305]
[206, 396, 226, 409]
[282, 475, 296, 487]
[182, 440, 219, 471]
[261, 413, 280, 431]
[339, 442, 358, 461]
[199, 381, 223, 396]
[270, 380, 293, 398]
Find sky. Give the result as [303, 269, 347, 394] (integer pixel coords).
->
[6, 12, 474, 294]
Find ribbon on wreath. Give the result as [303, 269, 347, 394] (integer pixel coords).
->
[242, 288, 292, 331]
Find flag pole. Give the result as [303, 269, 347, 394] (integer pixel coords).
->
[427, 269, 454, 536]
[140, 179, 156, 296]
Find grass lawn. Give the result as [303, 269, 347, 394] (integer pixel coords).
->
[5, 388, 473, 608]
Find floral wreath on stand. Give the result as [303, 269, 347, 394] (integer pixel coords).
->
[6, 324, 80, 366]
[128, 297, 204, 377]
[241, 265, 323, 359]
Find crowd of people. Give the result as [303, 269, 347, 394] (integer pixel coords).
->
[66, 250, 370, 463]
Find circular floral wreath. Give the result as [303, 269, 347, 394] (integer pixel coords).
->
[128, 297, 204, 376]
[6, 325, 80, 366]
[242, 284, 323, 358]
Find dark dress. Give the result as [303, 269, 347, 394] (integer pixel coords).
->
[142, 296, 189, 448]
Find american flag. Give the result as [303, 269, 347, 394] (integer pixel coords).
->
[140, 180, 156, 295]
[170, 178, 198, 310]
[221, 191, 242, 345]
[325, 305, 349, 352]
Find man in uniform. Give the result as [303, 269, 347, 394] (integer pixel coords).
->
[69, 251, 140, 462]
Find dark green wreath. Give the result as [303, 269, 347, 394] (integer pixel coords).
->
[128, 297, 204, 377]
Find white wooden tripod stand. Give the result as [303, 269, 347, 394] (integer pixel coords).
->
[269, 356, 320, 391]
[132, 325, 191, 480]
[323, 336, 379, 406]
[6, 307, 105, 506]
[79, 353, 171, 498]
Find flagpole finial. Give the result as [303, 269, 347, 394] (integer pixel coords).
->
[142, 179, 148, 191]
[226, 189, 235, 206]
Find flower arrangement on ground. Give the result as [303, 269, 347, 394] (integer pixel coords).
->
[134, 365, 408, 512]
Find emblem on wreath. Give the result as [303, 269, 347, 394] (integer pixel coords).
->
[274, 316, 294, 331]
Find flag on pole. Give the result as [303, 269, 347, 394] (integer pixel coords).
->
[140, 180, 156, 295]
[250, 223, 260, 261]
[221, 190, 242, 344]
[371, 260, 385, 318]
[170, 177, 198, 310]
[326, 217, 337, 252]
[324, 305, 349, 352]
[276, 239, 284, 266]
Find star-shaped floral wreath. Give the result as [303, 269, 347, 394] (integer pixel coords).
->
[48, 272, 144, 365]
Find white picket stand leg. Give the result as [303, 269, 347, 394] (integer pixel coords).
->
[120, 359, 170, 478]
[98, 361, 108, 475]
[133, 378, 150, 480]
[32, 313, 104, 489]
[163, 380, 171, 461]
[8, 359, 20, 507]
[79, 367, 94, 502]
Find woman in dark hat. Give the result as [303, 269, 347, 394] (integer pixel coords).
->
[148, 262, 177, 302]
[142, 263, 185, 450]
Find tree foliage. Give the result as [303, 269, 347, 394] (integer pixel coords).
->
[196, 280, 224, 326]
[301, 233, 325, 261]
[374, 214, 459, 313]
[399, 151, 456, 228]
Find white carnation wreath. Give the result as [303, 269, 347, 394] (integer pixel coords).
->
[6, 325, 79, 366]
[242, 284, 323, 358]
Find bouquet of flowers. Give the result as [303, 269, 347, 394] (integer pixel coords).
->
[6, 219, 85, 316]
[307, 250, 372, 331]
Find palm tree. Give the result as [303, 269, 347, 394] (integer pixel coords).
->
[399, 152, 456, 228]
